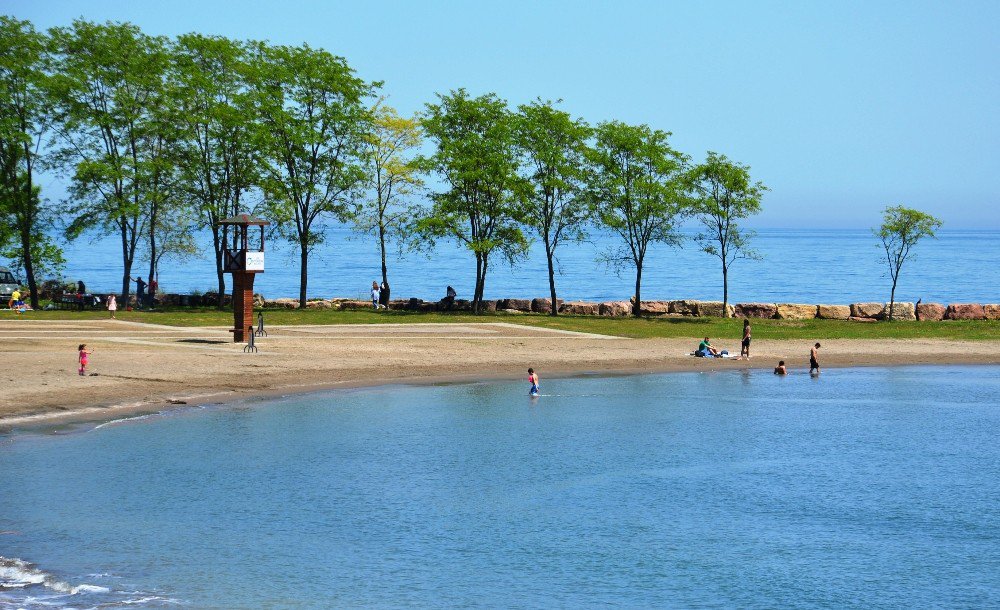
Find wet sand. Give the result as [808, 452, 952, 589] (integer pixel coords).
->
[2, 318, 998, 428]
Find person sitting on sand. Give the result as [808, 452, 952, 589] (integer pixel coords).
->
[697, 337, 721, 358]
[528, 368, 540, 396]
[810, 343, 821, 375]
[774, 360, 787, 375]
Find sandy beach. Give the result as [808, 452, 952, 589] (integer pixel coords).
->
[1, 318, 997, 428]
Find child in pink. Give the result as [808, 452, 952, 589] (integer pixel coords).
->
[78, 343, 93, 376]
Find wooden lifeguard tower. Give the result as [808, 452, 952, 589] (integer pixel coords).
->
[219, 214, 269, 342]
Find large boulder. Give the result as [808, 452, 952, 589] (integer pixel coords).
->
[851, 302, 884, 319]
[337, 299, 370, 311]
[253, 293, 266, 308]
[816, 304, 851, 320]
[305, 299, 333, 309]
[498, 298, 532, 313]
[265, 298, 300, 309]
[695, 301, 735, 318]
[775, 303, 818, 320]
[883, 302, 916, 321]
[639, 300, 671, 316]
[531, 297, 564, 313]
[668, 300, 700, 316]
[479, 299, 498, 313]
[916, 302, 946, 321]
[982, 304, 1000, 320]
[560, 301, 600, 316]
[734, 303, 777, 319]
[599, 301, 632, 316]
[946, 303, 986, 320]
[452, 299, 472, 311]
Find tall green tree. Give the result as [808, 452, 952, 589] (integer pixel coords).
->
[250, 42, 374, 307]
[353, 101, 423, 287]
[515, 99, 592, 316]
[0, 16, 60, 308]
[876, 205, 942, 321]
[46, 20, 172, 302]
[587, 121, 690, 316]
[690, 152, 767, 316]
[417, 90, 529, 313]
[171, 33, 260, 306]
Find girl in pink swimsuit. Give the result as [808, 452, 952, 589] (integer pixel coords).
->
[78, 343, 93, 376]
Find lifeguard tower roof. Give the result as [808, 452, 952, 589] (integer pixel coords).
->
[218, 214, 269, 226]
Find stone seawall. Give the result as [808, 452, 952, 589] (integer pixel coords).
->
[154, 293, 999, 321]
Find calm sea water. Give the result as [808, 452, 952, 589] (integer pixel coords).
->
[57, 228, 1000, 304]
[2, 366, 999, 608]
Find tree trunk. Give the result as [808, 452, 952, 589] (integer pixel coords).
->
[212, 227, 226, 310]
[722, 262, 729, 318]
[888, 281, 897, 322]
[120, 223, 132, 303]
[545, 241, 558, 316]
[379, 222, 388, 286]
[147, 214, 157, 306]
[632, 260, 643, 316]
[298, 238, 309, 309]
[18, 218, 38, 309]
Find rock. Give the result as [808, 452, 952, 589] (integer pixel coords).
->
[849, 316, 877, 323]
[453, 299, 472, 311]
[479, 300, 498, 313]
[850, 302, 884, 319]
[695, 301, 735, 318]
[253, 293, 265, 308]
[265, 298, 300, 309]
[946, 303, 986, 320]
[883, 302, 916, 321]
[638, 300, 671, 316]
[916, 302, 946, 321]
[734, 303, 777, 319]
[531, 298, 564, 313]
[336, 299, 370, 311]
[560, 301, 600, 316]
[984, 304, 1000, 320]
[775, 303, 818, 320]
[599, 301, 632, 316]
[498, 298, 532, 312]
[816, 304, 851, 320]
[499, 309, 525, 314]
[668, 300, 700, 315]
[305, 299, 332, 309]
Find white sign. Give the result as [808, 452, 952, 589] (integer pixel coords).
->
[245, 251, 265, 271]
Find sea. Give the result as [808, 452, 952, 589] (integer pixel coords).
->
[2, 366, 999, 608]
[55, 227, 1000, 304]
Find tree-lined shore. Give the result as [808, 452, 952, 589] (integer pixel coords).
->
[1, 17, 940, 317]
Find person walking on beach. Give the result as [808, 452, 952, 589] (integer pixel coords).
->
[809, 343, 821, 375]
[107, 294, 117, 319]
[528, 368, 540, 396]
[741, 319, 752, 359]
[379, 280, 390, 310]
[78, 343, 93, 376]
[370, 281, 380, 309]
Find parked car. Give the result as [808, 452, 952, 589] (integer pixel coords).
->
[0, 267, 21, 303]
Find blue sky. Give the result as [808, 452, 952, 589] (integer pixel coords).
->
[5, 0, 998, 228]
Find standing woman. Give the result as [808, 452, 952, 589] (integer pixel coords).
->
[379, 280, 391, 310]
[741, 318, 752, 359]
[107, 294, 117, 319]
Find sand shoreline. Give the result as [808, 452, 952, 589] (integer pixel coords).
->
[2, 318, 998, 431]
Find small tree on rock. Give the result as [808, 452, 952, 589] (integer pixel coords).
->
[876, 205, 942, 321]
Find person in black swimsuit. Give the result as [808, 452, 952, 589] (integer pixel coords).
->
[809, 343, 821, 375]
[741, 319, 752, 359]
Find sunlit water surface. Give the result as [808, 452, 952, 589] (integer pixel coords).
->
[2, 366, 999, 608]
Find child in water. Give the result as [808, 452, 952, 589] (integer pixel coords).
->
[78, 343, 93, 376]
[528, 368, 540, 396]
[774, 360, 787, 375]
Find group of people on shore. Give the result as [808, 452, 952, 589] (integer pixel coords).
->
[695, 319, 823, 376]
[370, 280, 391, 309]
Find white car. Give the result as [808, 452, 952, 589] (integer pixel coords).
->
[0, 267, 21, 303]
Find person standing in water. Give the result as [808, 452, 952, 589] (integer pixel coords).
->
[741, 319, 752, 359]
[774, 360, 787, 375]
[528, 368, 540, 396]
[809, 343, 821, 375]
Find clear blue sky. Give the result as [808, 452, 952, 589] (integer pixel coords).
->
[6, 0, 999, 228]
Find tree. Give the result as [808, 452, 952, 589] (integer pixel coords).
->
[171, 33, 260, 307]
[47, 20, 172, 302]
[515, 99, 591, 315]
[353, 100, 423, 287]
[417, 89, 529, 313]
[0, 16, 59, 308]
[250, 42, 374, 307]
[690, 152, 767, 317]
[876, 205, 942, 321]
[587, 121, 690, 316]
